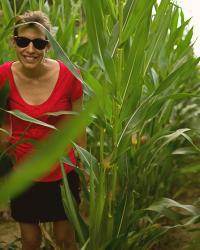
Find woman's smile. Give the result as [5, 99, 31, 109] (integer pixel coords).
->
[13, 26, 48, 70]
[22, 54, 39, 63]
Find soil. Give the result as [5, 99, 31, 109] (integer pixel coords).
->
[1, 176, 200, 250]
[0, 208, 21, 250]
[152, 174, 200, 250]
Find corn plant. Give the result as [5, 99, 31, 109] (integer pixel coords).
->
[0, 0, 200, 250]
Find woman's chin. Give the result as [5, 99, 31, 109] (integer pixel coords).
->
[19, 58, 43, 70]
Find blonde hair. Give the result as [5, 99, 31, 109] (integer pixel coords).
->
[14, 10, 51, 36]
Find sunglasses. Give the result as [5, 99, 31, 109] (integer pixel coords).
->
[14, 36, 49, 50]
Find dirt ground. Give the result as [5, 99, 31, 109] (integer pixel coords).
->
[1, 206, 200, 250]
[1, 218, 199, 250]
[152, 218, 200, 250]
[1, 178, 200, 250]
[0, 222, 20, 249]
[152, 176, 200, 250]
[0, 209, 21, 250]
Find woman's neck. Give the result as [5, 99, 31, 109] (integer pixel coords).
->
[18, 59, 49, 79]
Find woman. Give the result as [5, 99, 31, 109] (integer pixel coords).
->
[0, 10, 86, 250]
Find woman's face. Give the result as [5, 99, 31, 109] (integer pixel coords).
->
[13, 25, 49, 70]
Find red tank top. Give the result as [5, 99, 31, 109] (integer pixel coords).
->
[0, 61, 83, 182]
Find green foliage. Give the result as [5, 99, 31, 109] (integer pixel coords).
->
[0, 0, 200, 249]
[0, 80, 10, 125]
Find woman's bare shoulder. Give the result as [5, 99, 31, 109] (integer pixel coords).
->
[46, 58, 59, 69]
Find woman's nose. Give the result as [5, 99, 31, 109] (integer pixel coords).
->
[26, 42, 35, 52]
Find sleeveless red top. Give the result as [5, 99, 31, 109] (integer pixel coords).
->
[0, 61, 83, 182]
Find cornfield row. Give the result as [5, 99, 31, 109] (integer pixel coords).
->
[0, 0, 200, 249]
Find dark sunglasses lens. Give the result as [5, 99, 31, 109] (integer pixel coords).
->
[15, 37, 30, 48]
[33, 39, 48, 50]
[15, 37, 48, 50]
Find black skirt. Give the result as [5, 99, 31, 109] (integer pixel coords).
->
[10, 171, 80, 224]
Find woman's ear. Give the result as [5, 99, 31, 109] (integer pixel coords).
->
[46, 43, 51, 53]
